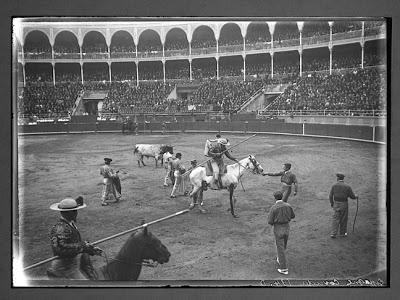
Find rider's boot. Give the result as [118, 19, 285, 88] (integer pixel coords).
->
[218, 175, 223, 189]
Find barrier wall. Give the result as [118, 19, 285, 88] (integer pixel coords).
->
[18, 120, 386, 144]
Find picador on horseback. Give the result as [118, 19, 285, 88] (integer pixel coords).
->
[204, 135, 238, 190]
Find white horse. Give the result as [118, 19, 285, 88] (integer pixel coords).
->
[189, 155, 264, 218]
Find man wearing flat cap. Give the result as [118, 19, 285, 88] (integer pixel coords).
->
[329, 173, 358, 238]
[47, 197, 102, 280]
[267, 191, 295, 275]
[100, 157, 121, 206]
[263, 163, 298, 202]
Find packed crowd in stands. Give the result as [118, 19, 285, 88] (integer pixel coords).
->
[54, 45, 80, 53]
[246, 26, 271, 44]
[166, 65, 189, 80]
[18, 82, 82, 116]
[191, 79, 265, 112]
[82, 44, 108, 53]
[302, 23, 330, 37]
[332, 22, 362, 34]
[110, 45, 136, 53]
[191, 39, 216, 49]
[268, 68, 385, 112]
[165, 40, 188, 50]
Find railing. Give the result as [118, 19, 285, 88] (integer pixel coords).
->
[82, 52, 109, 59]
[54, 52, 81, 59]
[24, 52, 52, 59]
[332, 29, 362, 41]
[219, 44, 243, 54]
[302, 34, 330, 46]
[110, 52, 136, 58]
[165, 49, 189, 57]
[258, 109, 387, 117]
[191, 47, 217, 55]
[274, 38, 300, 48]
[245, 41, 271, 51]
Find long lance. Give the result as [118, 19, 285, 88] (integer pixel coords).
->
[181, 134, 257, 177]
[23, 209, 190, 271]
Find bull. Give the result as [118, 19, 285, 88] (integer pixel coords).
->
[134, 144, 174, 168]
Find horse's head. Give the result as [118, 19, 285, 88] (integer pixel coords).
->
[245, 155, 264, 174]
[138, 227, 171, 264]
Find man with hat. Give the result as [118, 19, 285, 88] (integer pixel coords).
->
[267, 191, 296, 275]
[48, 197, 102, 279]
[100, 157, 121, 206]
[170, 153, 186, 198]
[329, 173, 358, 238]
[205, 137, 238, 189]
[263, 163, 298, 202]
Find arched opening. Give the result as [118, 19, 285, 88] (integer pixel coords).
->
[25, 63, 52, 83]
[111, 62, 136, 81]
[24, 30, 52, 59]
[191, 26, 216, 50]
[165, 28, 188, 51]
[364, 40, 386, 66]
[332, 43, 361, 69]
[83, 63, 109, 82]
[274, 51, 299, 76]
[274, 22, 299, 47]
[138, 61, 163, 80]
[246, 53, 271, 78]
[246, 22, 271, 44]
[138, 29, 162, 56]
[220, 56, 243, 78]
[54, 31, 80, 58]
[166, 60, 189, 80]
[332, 21, 362, 34]
[219, 23, 242, 46]
[192, 58, 216, 80]
[303, 47, 330, 72]
[55, 63, 81, 82]
[110, 31, 135, 58]
[82, 31, 108, 58]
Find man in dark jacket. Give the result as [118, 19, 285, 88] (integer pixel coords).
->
[268, 191, 295, 275]
[47, 197, 102, 279]
[329, 173, 358, 238]
[263, 163, 298, 202]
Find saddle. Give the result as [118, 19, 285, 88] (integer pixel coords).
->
[205, 161, 227, 177]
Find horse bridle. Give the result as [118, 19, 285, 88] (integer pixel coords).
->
[248, 156, 262, 174]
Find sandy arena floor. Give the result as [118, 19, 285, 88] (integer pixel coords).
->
[17, 132, 387, 283]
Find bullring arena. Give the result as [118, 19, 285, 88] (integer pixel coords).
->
[14, 18, 387, 286]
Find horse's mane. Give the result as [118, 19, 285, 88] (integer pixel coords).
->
[115, 230, 146, 264]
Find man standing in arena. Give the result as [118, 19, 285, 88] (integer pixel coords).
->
[170, 153, 186, 198]
[205, 137, 238, 189]
[163, 151, 174, 187]
[47, 197, 102, 279]
[329, 173, 358, 238]
[100, 157, 121, 206]
[263, 163, 298, 202]
[268, 191, 295, 275]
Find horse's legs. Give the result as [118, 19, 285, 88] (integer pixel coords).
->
[229, 184, 238, 218]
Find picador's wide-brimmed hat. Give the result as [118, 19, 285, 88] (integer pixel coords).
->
[50, 198, 87, 211]
[104, 157, 112, 163]
[217, 138, 230, 146]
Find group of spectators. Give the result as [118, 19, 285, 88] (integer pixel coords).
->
[268, 68, 386, 112]
[18, 82, 82, 116]
[102, 82, 174, 113]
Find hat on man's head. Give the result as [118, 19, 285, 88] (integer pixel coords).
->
[50, 198, 87, 211]
[190, 159, 197, 164]
[216, 134, 221, 138]
[175, 153, 182, 158]
[336, 173, 345, 180]
[104, 157, 112, 163]
[284, 163, 292, 169]
[217, 138, 230, 146]
[273, 191, 283, 200]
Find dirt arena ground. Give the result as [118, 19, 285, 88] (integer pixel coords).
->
[17, 132, 387, 284]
